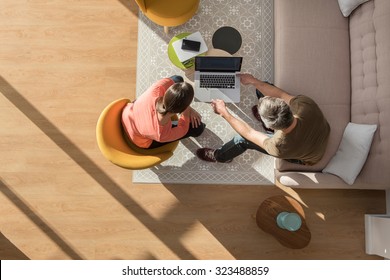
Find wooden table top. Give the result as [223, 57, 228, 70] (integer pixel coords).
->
[256, 195, 311, 249]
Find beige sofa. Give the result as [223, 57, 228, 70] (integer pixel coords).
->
[274, 0, 390, 189]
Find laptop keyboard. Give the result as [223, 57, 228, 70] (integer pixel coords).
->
[200, 74, 235, 89]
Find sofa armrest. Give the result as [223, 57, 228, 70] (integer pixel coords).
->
[275, 169, 390, 190]
[275, 170, 348, 189]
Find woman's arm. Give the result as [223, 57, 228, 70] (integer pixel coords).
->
[189, 107, 202, 128]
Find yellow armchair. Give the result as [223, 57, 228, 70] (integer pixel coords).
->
[134, 0, 200, 33]
[96, 98, 179, 170]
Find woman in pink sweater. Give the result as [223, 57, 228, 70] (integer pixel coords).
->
[122, 76, 205, 149]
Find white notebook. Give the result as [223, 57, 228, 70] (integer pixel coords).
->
[172, 31, 208, 62]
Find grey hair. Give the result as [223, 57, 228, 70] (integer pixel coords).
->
[257, 96, 294, 130]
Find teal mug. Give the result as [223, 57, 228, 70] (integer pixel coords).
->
[276, 212, 302, 231]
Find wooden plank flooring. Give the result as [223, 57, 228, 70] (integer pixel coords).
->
[0, 0, 386, 260]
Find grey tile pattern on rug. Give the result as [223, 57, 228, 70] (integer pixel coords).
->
[134, 0, 274, 185]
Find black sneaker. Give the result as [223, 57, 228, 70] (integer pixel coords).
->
[196, 148, 233, 163]
[255, 82, 273, 99]
[196, 148, 217, 162]
[255, 89, 264, 99]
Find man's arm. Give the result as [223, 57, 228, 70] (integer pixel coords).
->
[239, 73, 294, 104]
[211, 99, 269, 148]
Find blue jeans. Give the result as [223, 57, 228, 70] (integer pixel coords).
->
[214, 135, 305, 164]
[214, 135, 269, 162]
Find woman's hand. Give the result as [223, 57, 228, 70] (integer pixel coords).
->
[189, 107, 202, 128]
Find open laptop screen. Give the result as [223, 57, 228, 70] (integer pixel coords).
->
[195, 56, 242, 72]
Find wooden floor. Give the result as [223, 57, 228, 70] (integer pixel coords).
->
[0, 0, 386, 260]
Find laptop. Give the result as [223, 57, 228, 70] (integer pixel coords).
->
[194, 56, 243, 103]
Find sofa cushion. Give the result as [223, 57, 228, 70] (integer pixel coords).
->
[349, 0, 390, 186]
[274, 0, 350, 172]
[322, 122, 377, 184]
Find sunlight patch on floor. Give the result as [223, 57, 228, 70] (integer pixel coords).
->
[315, 212, 326, 221]
[180, 221, 235, 260]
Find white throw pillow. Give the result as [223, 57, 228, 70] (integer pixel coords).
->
[322, 122, 377, 185]
[337, 0, 370, 17]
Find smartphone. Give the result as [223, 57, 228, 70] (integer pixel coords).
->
[181, 39, 201, 52]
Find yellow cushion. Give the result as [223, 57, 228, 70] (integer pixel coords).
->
[143, 0, 200, 27]
[96, 98, 179, 170]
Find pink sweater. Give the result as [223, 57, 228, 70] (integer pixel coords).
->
[121, 78, 190, 148]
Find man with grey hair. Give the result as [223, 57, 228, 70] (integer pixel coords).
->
[196, 73, 330, 165]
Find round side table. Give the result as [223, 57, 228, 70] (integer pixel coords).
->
[256, 195, 311, 249]
[168, 32, 192, 70]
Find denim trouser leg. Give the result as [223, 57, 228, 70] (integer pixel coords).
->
[214, 135, 269, 162]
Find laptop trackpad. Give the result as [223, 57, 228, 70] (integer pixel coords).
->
[210, 89, 236, 103]
[210, 89, 227, 100]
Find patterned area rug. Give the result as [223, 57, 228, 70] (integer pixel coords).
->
[133, 0, 275, 185]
